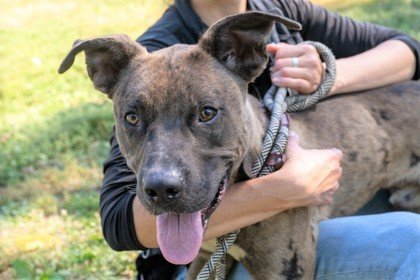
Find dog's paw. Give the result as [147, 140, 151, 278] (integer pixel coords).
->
[389, 186, 420, 213]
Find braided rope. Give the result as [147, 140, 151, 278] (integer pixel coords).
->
[196, 41, 336, 280]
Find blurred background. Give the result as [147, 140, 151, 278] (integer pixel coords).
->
[0, 0, 418, 279]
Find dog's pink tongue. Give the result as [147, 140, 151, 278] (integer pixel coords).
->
[157, 211, 203, 265]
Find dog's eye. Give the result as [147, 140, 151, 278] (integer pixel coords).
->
[125, 113, 139, 125]
[199, 107, 218, 122]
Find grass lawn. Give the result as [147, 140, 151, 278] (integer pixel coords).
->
[0, 0, 418, 279]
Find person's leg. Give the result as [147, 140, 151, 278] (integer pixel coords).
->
[228, 212, 419, 280]
[228, 261, 251, 280]
[315, 212, 420, 280]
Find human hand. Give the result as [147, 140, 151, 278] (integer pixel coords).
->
[260, 131, 342, 208]
[266, 43, 324, 94]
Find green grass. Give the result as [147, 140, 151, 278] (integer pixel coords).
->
[0, 0, 169, 186]
[329, 0, 420, 39]
[0, 0, 418, 279]
[0, 0, 168, 278]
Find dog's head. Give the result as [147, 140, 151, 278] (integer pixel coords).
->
[59, 11, 300, 264]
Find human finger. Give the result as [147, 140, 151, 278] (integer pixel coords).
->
[322, 184, 339, 204]
[266, 43, 279, 55]
[271, 76, 313, 94]
[272, 57, 304, 71]
[311, 182, 340, 206]
[271, 67, 316, 83]
[267, 43, 306, 60]
[271, 54, 322, 71]
[328, 183, 340, 195]
[285, 130, 301, 158]
[277, 44, 318, 61]
[331, 148, 343, 160]
[316, 166, 342, 194]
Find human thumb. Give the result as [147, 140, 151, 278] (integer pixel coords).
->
[285, 130, 301, 158]
[266, 43, 278, 55]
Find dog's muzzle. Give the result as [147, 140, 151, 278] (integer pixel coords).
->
[141, 167, 231, 266]
[143, 169, 183, 207]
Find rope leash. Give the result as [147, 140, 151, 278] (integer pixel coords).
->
[196, 41, 336, 280]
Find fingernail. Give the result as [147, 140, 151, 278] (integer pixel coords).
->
[332, 148, 343, 155]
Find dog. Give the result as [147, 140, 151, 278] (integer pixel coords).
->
[59, 11, 420, 280]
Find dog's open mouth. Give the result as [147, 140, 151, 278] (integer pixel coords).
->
[201, 173, 229, 228]
[156, 171, 230, 265]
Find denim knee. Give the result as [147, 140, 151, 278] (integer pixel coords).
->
[315, 212, 420, 280]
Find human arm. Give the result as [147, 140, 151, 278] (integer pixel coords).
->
[100, 129, 341, 250]
[101, 130, 342, 250]
[268, 40, 416, 95]
[129, 132, 342, 248]
[268, 0, 419, 95]
[100, 129, 145, 251]
[331, 39, 416, 95]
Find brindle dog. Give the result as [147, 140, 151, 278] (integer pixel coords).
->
[59, 11, 420, 280]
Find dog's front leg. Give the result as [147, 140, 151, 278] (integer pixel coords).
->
[237, 207, 324, 280]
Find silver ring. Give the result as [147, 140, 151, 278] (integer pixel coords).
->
[291, 57, 299, 67]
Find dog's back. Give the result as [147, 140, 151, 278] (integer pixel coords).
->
[290, 81, 420, 215]
[234, 81, 420, 280]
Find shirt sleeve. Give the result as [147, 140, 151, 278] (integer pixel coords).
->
[100, 129, 148, 251]
[279, 0, 420, 80]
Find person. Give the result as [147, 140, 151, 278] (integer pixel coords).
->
[99, 0, 420, 279]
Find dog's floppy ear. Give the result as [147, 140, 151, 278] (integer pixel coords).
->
[58, 34, 145, 98]
[199, 11, 301, 82]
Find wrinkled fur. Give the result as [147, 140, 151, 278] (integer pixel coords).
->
[59, 11, 420, 280]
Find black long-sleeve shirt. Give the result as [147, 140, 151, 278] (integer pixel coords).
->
[100, 0, 420, 251]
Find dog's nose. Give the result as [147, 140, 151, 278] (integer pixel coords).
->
[143, 171, 183, 205]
